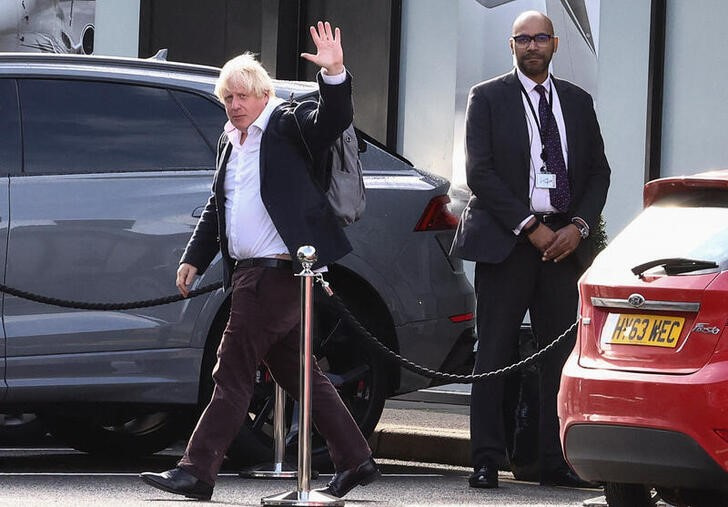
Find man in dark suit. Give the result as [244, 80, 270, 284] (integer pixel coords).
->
[451, 11, 610, 489]
[140, 21, 379, 501]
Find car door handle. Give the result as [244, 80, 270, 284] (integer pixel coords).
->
[192, 206, 204, 218]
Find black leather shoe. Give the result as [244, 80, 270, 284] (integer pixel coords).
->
[140, 467, 213, 500]
[318, 457, 380, 498]
[540, 467, 599, 488]
[469, 465, 499, 488]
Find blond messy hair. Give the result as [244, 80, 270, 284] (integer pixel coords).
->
[214, 52, 275, 102]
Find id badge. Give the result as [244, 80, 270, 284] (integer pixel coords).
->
[536, 172, 556, 189]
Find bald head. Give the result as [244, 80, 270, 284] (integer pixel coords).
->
[512, 10, 554, 35]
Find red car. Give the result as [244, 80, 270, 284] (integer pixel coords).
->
[559, 171, 728, 507]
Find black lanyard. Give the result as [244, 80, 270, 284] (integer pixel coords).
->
[519, 82, 552, 144]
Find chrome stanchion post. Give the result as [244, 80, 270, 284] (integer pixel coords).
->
[239, 383, 297, 479]
[272, 384, 292, 474]
[262, 246, 344, 506]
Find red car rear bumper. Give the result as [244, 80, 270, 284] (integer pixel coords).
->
[558, 351, 728, 489]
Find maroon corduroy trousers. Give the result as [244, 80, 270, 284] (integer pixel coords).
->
[178, 265, 371, 485]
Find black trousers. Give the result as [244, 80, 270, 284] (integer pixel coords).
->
[178, 265, 371, 485]
[470, 241, 580, 470]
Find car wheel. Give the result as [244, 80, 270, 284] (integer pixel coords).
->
[40, 409, 189, 457]
[223, 296, 388, 469]
[604, 482, 657, 507]
[0, 413, 47, 443]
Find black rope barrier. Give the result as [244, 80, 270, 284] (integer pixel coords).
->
[0, 277, 578, 383]
[325, 289, 579, 384]
[0, 282, 222, 310]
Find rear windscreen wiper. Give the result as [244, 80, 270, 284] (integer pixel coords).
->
[631, 257, 718, 278]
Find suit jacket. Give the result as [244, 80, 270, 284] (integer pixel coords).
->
[450, 69, 610, 268]
[180, 73, 354, 289]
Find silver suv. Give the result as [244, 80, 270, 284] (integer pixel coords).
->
[0, 53, 474, 465]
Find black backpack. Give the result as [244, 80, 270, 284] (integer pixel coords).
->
[292, 103, 366, 227]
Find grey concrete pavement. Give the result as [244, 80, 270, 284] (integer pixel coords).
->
[370, 398, 470, 467]
[368, 397, 615, 507]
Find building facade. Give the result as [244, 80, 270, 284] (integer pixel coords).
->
[87, 0, 728, 239]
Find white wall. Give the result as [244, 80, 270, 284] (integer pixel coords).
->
[397, 0, 459, 180]
[595, 0, 651, 239]
[94, 0, 140, 57]
[661, 0, 728, 176]
[547, 0, 597, 95]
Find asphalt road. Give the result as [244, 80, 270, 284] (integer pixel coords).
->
[0, 398, 612, 507]
[0, 446, 606, 506]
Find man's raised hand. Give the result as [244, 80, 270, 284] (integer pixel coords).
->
[301, 21, 344, 76]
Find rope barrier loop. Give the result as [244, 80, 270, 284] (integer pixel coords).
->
[316, 277, 580, 384]
[0, 276, 579, 384]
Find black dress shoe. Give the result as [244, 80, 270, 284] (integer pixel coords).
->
[469, 465, 499, 488]
[317, 457, 380, 498]
[140, 467, 213, 500]
[540, 467, 599, 488]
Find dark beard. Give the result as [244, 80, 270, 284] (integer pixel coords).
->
[518, 52, 551, 79]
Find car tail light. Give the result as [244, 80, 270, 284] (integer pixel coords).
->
[716, 429, 728, 444]
[414, 195, 460, 231]
[449, 312, 474, 323]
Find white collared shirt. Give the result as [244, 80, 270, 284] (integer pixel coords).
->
[223, 96, 287, 260]
[223, 69, 347, 260]
[517, 69, 569, 215]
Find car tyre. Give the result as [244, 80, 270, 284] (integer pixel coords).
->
[604, 482, 657, 507]
[0, 413, 47, 443]
[41, 410, 189, 457]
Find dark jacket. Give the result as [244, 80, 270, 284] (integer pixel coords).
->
[450, 70, 610, 269]
[181, 73, 354, 288]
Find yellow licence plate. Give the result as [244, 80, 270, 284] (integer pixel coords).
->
[601, 313, 684, 348]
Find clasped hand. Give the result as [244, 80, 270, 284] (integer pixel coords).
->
[529, 224, 582, 263]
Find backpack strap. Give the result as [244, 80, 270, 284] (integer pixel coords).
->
[216, 132, 230, 169]
[290, 98, 314, 163]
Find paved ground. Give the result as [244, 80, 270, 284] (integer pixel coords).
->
[0, 453, 607, 506]
[368, 395, 620, 507]
[0, 394, 628, 506]
[371, 398, 470, 466]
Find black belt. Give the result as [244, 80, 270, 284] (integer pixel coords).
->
[535, 213, 568, 224]
[235, 257, 293, 270]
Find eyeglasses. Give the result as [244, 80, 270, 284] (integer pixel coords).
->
[511, 33, 554, 47]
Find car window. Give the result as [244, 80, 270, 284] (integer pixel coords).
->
[19, 79, 214, 175]
[0, 79, 21, 176]
[171, 90, 226, 148]
[591, 200, 728, 274]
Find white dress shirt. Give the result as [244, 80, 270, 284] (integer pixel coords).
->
[223, 95, 287, 261]
[514, 69, 569, 233]
[224, 69, 347, 260]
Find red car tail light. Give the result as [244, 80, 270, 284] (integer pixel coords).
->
[449, 312, 474, 323]
[414, 195, 459, 231]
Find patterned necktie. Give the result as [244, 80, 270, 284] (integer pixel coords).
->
[534, 84, 570, 212]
